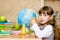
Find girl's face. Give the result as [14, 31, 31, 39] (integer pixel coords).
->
[38, 11, 50, 24]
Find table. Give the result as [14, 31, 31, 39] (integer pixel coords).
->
[0, 33, 42, 40]
[0, 38, 42, 40]
[0, 23, 42, 40]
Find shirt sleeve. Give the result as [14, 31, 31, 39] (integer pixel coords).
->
[30, 23, 53, 38]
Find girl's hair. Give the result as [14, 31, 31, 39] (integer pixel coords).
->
[38, 6, 55, 27]
[39, 6, 54, 16]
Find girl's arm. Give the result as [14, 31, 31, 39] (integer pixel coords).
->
[30, 23, 53, 38]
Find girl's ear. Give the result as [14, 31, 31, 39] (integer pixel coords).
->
[49, 13, 55, 20]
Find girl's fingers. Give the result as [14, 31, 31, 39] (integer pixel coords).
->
[30, 18, 36, 25]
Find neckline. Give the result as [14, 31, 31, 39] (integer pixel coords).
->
[38, 24, 47, 30]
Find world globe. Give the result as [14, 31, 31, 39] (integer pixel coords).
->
[18, 8, 37, 27]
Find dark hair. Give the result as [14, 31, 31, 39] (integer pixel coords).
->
[39, 6, 54, 16]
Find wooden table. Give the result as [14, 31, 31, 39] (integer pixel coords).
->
[0, 38, 42, 40]
[0, 24, 42, 40]
[0, 33, 42, 40]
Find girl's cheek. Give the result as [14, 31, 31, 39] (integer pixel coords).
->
[38, 16, 41, 19]
[44, 17, 50, 22]
[38, 17, 41, 21]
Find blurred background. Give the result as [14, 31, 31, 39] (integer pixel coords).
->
[0, 0, 60, 40]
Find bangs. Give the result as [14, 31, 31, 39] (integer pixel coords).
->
[39, 10, 52, 16]
[38, 6, 54, 16]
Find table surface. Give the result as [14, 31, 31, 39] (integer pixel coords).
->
[0, 24, 42, 40]
[0, 34, 42, 40]
[0, 38, 42, 40]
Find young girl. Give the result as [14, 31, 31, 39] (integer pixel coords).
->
[30, 6, 55, 40]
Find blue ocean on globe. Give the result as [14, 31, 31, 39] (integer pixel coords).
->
[18, 8, 37, 27]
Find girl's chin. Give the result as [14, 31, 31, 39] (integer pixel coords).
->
[40, 22, 46, 24]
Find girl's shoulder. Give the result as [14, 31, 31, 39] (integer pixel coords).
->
[44, 25, 53, 30]
[46, 25, 53, 27]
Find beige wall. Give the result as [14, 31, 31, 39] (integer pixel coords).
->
[45, 1, 60, 12]
[0, 0, 42, 23]
[1, 0, 60, 25]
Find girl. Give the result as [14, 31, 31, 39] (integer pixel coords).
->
[30, 6, 55, 40]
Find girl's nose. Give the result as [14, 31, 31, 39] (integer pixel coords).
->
[41, 14, 44, 18]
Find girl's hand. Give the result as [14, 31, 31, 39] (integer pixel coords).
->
[30, 18, 36, 25]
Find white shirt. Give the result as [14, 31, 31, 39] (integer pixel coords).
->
[30, 23, 54, 40]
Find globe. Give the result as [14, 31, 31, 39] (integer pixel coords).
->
[18, 8, 37, 27]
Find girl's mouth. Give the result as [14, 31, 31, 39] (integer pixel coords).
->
[40, 20, 44, 22]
